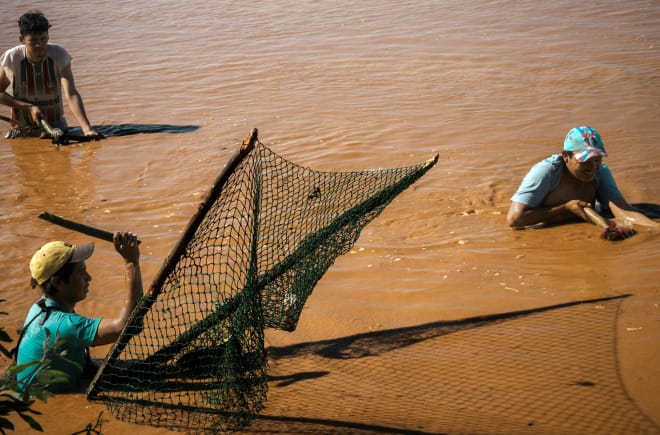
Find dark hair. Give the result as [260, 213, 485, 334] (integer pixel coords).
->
[30, 261, 76, 296]
[18, 10, 51, 36]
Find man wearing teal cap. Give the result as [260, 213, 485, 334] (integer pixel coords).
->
[15, 232, 142, 392]
[507, 126, 648, 229]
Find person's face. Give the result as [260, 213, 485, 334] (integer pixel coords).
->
[563, 151, 602, 182]
[20, 31, 49, 63]
[54, 261, 92, 305]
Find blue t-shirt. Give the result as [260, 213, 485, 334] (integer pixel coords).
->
[511, 154, 623, 209]
[16, 298, 101, 391]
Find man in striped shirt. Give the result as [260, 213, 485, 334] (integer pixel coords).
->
[0, 10, 100, 139]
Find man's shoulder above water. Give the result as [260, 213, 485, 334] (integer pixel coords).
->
[1, 43, 70, 66]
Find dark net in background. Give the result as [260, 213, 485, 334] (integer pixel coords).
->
[87, 129, 438, 434]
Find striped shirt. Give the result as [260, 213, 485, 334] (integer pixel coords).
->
[1, 43, 71, 129]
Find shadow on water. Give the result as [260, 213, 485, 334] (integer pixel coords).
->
[267, 294, 631, 362]
[87, 294, 656, 435]
[68, 123, 200, 138]
[89, 294, 632, 395]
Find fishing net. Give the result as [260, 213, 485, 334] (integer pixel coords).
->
[234, 294, 660, 434]
[86, 129, 438, 434]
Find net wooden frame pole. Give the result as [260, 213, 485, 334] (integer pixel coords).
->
[87, 128, 259, 398]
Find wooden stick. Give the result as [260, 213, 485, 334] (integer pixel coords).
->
[0, 114, 22, 126]
[3, 115, 100, 144]
[583, 207, 610, 229]
[87, 128, 259, 398]
[37, 211, 141, 244]
[41, 119, 102, 145]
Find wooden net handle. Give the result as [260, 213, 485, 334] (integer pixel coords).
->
[37, 211, 141, 244]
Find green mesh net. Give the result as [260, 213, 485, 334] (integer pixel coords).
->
[86, 129, 438, 433]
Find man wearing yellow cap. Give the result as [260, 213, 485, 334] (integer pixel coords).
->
[507, 126, 650, 229]
[16, 232, 142, 391]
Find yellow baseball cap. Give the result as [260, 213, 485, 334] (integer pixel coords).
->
[29, 241, 94, 285]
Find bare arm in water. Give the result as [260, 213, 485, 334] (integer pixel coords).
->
[507, 199, 592, 228]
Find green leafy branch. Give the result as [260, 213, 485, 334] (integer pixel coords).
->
[0, 299, 74, 434]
